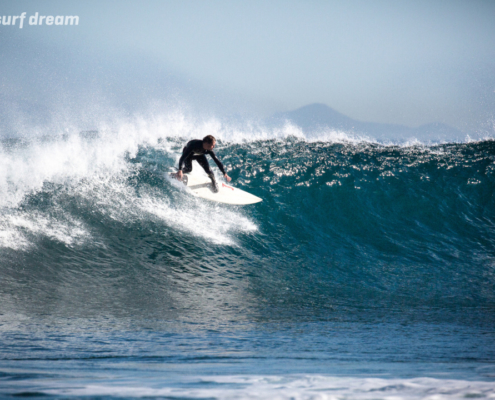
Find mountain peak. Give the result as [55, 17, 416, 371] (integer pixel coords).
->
[270, 103, 357, 131]
[268, 104, 464, 142]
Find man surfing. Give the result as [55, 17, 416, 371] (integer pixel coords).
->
[175, 135, 231, 193]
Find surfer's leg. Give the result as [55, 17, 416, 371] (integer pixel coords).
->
[196, 155, 219, 193]
[196, 155, 212, 175]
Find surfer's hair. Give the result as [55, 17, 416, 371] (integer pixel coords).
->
[203, 135, 216, 145]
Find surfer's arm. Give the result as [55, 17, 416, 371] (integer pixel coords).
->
[208, 151, 227, 175]
[208, 151, 231, 182]
[178, 144, 193, 171]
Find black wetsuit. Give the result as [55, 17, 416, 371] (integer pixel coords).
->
[178, 140, 226, 180]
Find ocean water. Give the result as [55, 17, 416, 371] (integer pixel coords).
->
[1, 117, 494, 399]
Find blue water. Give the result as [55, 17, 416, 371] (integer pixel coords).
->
[1, 121, 494, 399]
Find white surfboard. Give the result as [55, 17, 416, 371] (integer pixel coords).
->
[171, 165, 262, 205]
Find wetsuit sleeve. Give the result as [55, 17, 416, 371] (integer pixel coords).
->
[207, 150, 226, 175]
[178, 142, 194, 171]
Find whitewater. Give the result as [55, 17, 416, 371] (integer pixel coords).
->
[1, 111, 494, 399]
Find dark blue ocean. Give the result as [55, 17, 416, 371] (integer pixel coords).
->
[1, 119, 494, 399]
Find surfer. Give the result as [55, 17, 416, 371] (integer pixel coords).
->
[176, 135, 231, 193]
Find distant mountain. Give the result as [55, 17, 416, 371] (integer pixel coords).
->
[267, 103, 465, 143]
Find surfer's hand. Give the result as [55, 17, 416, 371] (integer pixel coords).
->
[176, 170, 183, 181]
[224, 174, 231, 183]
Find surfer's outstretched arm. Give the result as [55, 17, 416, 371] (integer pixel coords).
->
[208, 151, 231, 182]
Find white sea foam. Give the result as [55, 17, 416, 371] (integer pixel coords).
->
[42, 375, 495, 400]
[0, 211, 90, 249]
[138, 191, 258, 245]
[0, 110, 262, 249]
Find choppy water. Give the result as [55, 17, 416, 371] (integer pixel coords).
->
[1, 117, 494, 399]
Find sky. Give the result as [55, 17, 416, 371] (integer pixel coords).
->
[1, 0, 495, 133]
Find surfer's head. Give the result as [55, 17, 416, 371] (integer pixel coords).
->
[203, 135, 216, 151]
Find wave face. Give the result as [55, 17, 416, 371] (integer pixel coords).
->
[1, 119, 495, 324]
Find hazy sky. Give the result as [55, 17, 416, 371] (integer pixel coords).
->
[1, 0, 495, 131]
